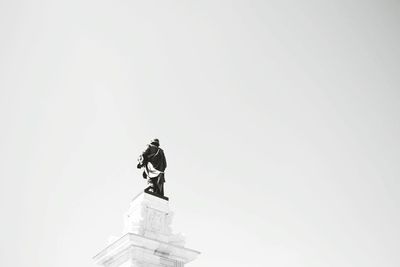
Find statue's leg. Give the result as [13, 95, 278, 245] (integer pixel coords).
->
[153, 174, 164, 196]
[159, 182, 164, 196]
[152, 178, 159, 193]
[145, 178, 154, 193]
[158, 174, 165, 196]
[154, 179, 161, 195]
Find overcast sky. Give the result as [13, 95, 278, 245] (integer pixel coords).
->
[1, 1, 400, 267]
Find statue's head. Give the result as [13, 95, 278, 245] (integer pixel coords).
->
[150, 138, 160, 147]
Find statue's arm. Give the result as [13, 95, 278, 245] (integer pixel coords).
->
[141, 145, 152, 159]
[137, 155, 144, 168]
[137, 145, 151, 168]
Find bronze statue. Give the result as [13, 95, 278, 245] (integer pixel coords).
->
[137, 138, 167, 197]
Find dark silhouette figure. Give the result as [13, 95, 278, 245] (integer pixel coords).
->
[137, 138, 167, 197]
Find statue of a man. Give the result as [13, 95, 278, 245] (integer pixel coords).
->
[137, 138, 167, 196]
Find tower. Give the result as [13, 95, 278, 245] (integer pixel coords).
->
[93, 190, 200, 267]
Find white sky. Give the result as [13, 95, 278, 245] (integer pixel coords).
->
[1, 1, 400, 267]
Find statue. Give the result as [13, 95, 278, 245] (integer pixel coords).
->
[137, 138, 167, 197]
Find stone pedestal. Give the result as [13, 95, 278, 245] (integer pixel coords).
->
[94, 191, 200, 267]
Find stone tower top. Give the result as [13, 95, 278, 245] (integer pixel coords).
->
[93, 191, 200, 267]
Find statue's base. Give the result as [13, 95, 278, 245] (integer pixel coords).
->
[94, 233, 199, 267]
[94, 191, 199, 267]
[144, 187, 169, 201]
